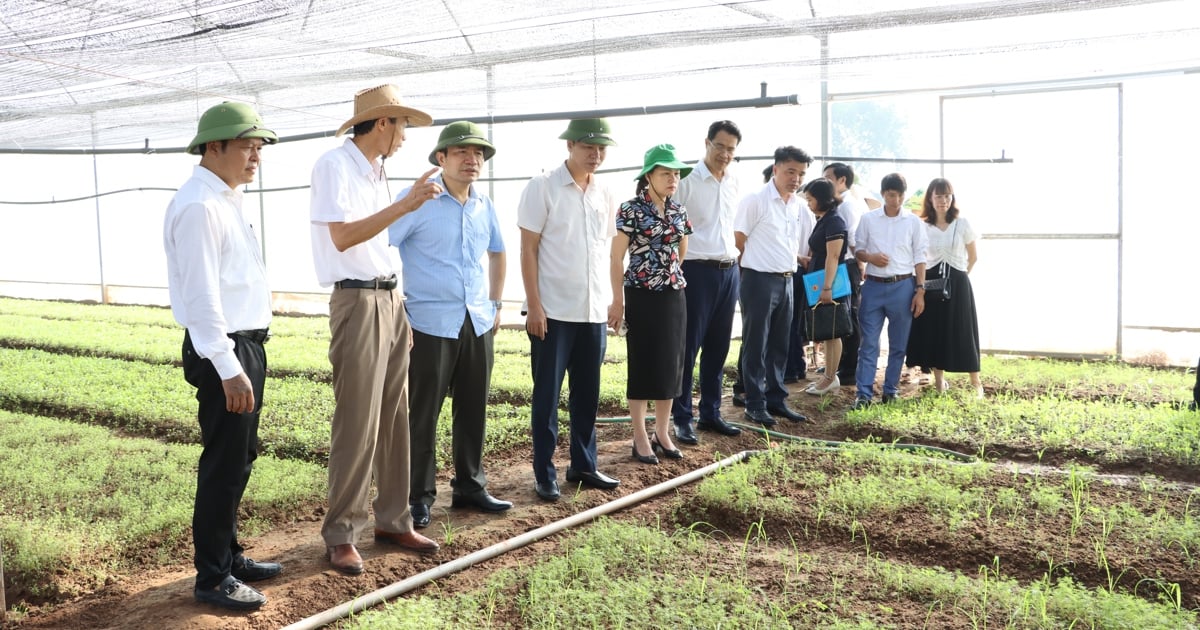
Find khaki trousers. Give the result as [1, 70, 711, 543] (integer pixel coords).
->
[321, 286, 413, 546]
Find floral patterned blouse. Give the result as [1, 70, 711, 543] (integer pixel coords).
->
[616, 191, 693, 291]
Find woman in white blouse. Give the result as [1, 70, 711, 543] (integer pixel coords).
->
[905, 178, 983, 397]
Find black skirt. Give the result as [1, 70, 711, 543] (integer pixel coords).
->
[624, 286, 686, 400]
[905, 264, 981, 372]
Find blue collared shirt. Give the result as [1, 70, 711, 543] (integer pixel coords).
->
[388, 176, 505, 338]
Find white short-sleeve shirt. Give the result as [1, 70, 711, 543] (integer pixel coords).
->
[517, 161, 618, 323]
[309, 138, 400, 288]
[734, 180, 804, 274]
[837, 193, 869, 260]
[924, 216, 978, 271]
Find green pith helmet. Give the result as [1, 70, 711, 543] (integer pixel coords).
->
[187, 102, 278, 155]
[428, 121, 497, 166]
[557, 118, 616, 145]
[636, 143, 692, 179]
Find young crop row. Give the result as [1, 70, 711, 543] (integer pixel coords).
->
[0, 410, 327, 604]
[0, 347, 539, 463]
[848, 386, 1200, 467]
[344, 453, 1200, 629]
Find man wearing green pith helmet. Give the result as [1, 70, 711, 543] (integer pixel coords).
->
[163, 101, 282, 611]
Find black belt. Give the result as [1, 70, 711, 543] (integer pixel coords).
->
[230, 329, 270, 344]
[746, 268, 793, 278]
[335, 274, 397, 290]
[865, 273, 913, 284]
[692, 259, 736, 269]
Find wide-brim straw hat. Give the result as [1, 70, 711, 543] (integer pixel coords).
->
[636, 143, 692, 179]
[335, 84, 433, 136]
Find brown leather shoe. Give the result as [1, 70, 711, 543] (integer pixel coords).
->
[326, 544, 363, 575]
[373, 528, 440, 554]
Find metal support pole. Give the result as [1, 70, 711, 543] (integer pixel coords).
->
[820, 34, 830, 157]
[92, 152, 108, 304]
[1115, 84, 1125, 359]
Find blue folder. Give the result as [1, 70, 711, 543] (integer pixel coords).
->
[801, 263, 852, 305]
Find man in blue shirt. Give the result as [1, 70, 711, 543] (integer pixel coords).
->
[388, 121, 510, 529]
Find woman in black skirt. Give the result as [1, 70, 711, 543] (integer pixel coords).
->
[905, 178, 983, 397]
[608, 144, 693, 464]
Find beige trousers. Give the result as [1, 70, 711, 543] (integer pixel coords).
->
[321, 286, 413, 546]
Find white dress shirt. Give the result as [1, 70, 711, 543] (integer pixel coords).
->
[309, 138, 400, 288]
[837, 193, 869, 260]
[854, 208, 929, 277]
[164, 165, 272, 380]
[675, 159, 740, 261]
[517, 161, 618, 323]
[734, 180, 804, 273]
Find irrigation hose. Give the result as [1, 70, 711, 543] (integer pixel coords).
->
[281, 450, 757, 630]
[595, 415, 975, 463]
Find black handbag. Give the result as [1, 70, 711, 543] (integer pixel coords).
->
[924, 261, 951, 302]
[804, 300, 853, 342]
[923, 221, 957, 302]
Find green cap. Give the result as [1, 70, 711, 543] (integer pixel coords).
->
[558, 118, 616, 145]
[636, 143, 692, 179]
[428, 121, 496, 166]
[187, 102, 278, 155]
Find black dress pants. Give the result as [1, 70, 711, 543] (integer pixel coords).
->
[182, 331, 265, 590]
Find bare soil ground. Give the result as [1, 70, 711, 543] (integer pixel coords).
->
[8, 368, 1197, 629]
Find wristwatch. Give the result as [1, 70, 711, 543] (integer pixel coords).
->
[492, 300, 503, 309]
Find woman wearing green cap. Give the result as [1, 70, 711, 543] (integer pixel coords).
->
[608, 144, 694, 464]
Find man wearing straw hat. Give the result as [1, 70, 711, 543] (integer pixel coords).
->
[310, 84, 443, 575]
[388, 121, 511, 529]
[164, 101, 281, 610]
[518, 118, 621, 502]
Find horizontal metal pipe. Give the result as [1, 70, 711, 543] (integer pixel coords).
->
[0, 94, 798, 156]
[281, 450, 756, 630]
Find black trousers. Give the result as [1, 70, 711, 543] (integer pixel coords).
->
[836, 260, 863, 382]
[182, 331, 265, 590]
[408, 313, 494, 505]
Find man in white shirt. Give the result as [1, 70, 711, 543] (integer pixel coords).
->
[518, 118, 621, 501]
[164, 102, 281, 611]
[670, 120, 744, 445]
[823, 162, 869, 386]
[733, 146, 812, 426]
[310, 84, 443, 575]
[852, 172, 928, 409]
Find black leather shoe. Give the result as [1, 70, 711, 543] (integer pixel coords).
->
[882, 393, 898, 404]
[535, 480, 560, 502]
[565, 468, 619, 490]
[697, 415, 741, 436]
[451, 491, 513, 513]
[731, 392, 746, 407]
[674, 418, 699, 445]
[194, 575, 265, 611]
[410, 502, 431, 529]
[231, 558, 281, 582]
[743, 408, 777, 426]
[766, 404, 808, 423]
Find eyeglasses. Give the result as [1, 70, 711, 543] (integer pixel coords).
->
[707, 140, 735, 156]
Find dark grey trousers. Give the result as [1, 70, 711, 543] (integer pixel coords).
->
[408, 313, 494, 505]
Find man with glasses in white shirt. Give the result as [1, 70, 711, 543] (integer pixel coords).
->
[670, 120, 744, 445]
